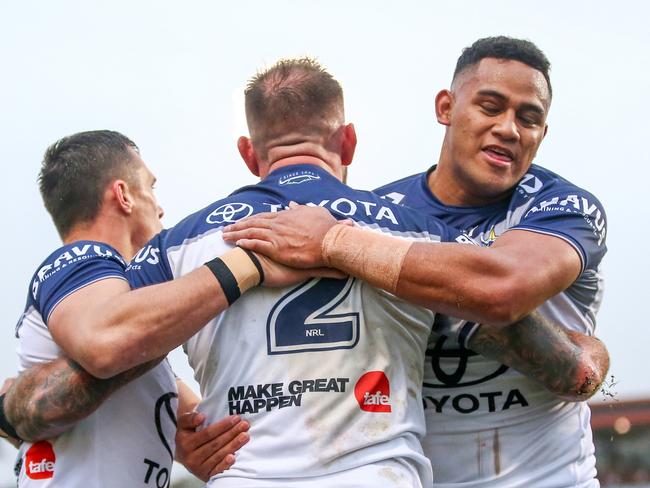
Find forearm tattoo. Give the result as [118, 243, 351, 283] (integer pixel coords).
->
[5, 357, 161, 441]
[468, 311, 607, 401]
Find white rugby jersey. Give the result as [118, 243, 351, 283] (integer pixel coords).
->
[14, 241, 178, 487]
[377, 164, 607, 487]
[127, 164, 472, 487]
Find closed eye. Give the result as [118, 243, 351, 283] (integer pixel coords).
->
[518, 111, 543, 127]
[480, 102, 501, 115]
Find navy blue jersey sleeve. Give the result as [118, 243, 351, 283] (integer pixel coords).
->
[513, 189, 607, 272]
[126, 232, 174, 289]
[32, 242, 127, 324]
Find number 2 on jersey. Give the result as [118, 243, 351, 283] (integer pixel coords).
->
[267, 277, 360, 354]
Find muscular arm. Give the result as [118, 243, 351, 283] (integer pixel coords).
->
[223, 206, 608, 402]
[396, 229, 580, 325]
[3, 356, 160, 441]
[50, 267, 229, 378]
[50, 250, 333, 378]
[467, 311, 609, 401]
[223, 205, 581, 325]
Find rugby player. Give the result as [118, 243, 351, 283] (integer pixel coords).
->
[5, 130, 320, 486]
[223, 37, 609, 487]
[126, 57, 484, 487]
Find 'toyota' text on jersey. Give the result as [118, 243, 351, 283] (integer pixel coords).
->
[127, 164, 474, 487]
[376, 163, 607, 487]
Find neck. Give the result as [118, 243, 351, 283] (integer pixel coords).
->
[428, 144, 510, 206]
[426, 162, 470, 206]
[268, 155, 337, 178]
[64, 216, 137, 261]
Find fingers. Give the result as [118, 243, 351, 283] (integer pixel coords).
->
[176, 414, 240, 452]
[224, 214, 277, 232]
[194, 415, 245, 451]
[234, 239, 275, 256]
[222, 227, 273, 244]
[177, 410, 205, 431]
[189, 417, 250, 466]
[209, 453, 236, 477]
[206, 429, 251, 477]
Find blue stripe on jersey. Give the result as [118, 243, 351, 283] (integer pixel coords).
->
[20, 241, 126, 327]
[127, 164, 470, 289]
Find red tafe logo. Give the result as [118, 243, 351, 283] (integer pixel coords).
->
[25, 441, 55, 480]
[354, 371, 392, 413]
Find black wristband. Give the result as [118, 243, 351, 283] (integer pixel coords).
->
[205, 258, 240, 305]
[0, 394, 20, 441]
[239, 248, 265, 285]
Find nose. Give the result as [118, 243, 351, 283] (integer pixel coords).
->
[158, 205, 165, 220]
[492, 110, 519, 142]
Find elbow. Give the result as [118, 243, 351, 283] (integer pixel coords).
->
[76, 326, 147, 379]
[554, 348, 610, 402]
[76, 339, 130, 379]
[13, 392, 59, 442]
[80, 348, 134, 379]
[480, 304, 527, 328]
[558, 335, 610, 402]
[472, 282, 532, 326]
[80, 357, 120, 380]
[555, 360, 606, 402]
[11, 399, 38, 442]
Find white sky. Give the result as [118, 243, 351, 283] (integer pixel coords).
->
[0, 0, 648, 484]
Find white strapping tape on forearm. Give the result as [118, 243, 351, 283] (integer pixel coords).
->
[219, 247, 262, 294]
[321, 224, 413, 294]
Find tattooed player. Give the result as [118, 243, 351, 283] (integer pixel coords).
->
[224, 37, 609, 487]
[4, 131, 310, 486]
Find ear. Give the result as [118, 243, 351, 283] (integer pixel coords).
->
[111, 180, 133, 215]
[237, 136, 260, 177]
[341, 123, 357, 166]
[435, 89, 453, 126]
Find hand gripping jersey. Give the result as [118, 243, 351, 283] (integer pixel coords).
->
[127, 165, 471, 488]
[14, 241, 178, 488]
[377, 164, 607, 488]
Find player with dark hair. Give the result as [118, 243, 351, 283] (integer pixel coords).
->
[4, 129, 315, 486]
[453, 35, 552, 98]
[39, 131, 143, 238]
[224, 37, 609, 487]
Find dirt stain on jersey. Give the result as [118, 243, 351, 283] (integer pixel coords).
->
[362, 418, 390, 439]
[493, 429, 501, 474]
[476, 432, 485, 477]
[378, 466, 412, 487]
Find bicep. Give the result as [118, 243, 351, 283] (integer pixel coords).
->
[48, 278, 131, 361]
[492, 229, 582, 297]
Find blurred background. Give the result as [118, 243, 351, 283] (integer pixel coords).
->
[1, 0, 648, 485]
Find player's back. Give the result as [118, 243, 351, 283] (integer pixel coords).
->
[129, 165, 468, 487]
